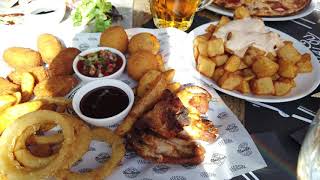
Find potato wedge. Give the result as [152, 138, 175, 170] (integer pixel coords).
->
[251, 77, 275, 95]
[163, 69, 176, 82]
[0, 95, 16, 112]
[167, 82, 181, 93]
[21, 72, 35, 102]
[156, 54, 165, 72]
[115, 73, 169, 136]
[137, 70, 161, 97]
[0, 78, 20, 96]
[224, 55, 241, 72]
[7, 66, 48, 85]
[252, 56, 279, 78]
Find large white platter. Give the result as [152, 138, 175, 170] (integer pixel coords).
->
[185, 22, 320, 103]
[205, 0, 317, 21]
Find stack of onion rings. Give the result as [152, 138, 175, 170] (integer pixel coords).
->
[0, 110, 125, 180]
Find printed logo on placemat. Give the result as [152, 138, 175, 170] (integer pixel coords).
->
[137, 159, 151, 165]
[88, 37, 98, 41]
[218, 138, 233, 146]
[200, 171, 216, 178]
[181, 164, 197, 169]
[95, 152, 110, 163]
[230, 165, 246, 172]
[237, 142, 252, 156]
[125, 151, 137, 159]
[217, 112, 228, 119]
[210, 153, 226, 166]
[79, 43, 90, 51]
[170, 176, 187, 180]
[123, 167, 141, 178]
[152, 164, 170, 174]
[225, 123, 239, 132]
[78, 168, 92, 173]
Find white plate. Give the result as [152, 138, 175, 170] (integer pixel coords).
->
[185, 22, 320, 103]
[205, 0, 317, 21]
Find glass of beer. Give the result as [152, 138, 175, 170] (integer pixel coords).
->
[150, 0, 212, 31]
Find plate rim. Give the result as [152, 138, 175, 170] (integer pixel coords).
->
[205, 0, 317, 21]
[186, 22, 320, 103]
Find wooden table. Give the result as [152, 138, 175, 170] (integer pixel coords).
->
[132, 0, 246, 123]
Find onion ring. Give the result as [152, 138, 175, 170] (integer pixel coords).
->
[0, 110, 76, 179]
[57, 128, 125, 180]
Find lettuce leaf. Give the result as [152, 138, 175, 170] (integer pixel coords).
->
[72, 0, 112, 32]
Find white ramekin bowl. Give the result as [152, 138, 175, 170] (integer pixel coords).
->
[72, 79, 134, 127]
[73, 47, 126, 82]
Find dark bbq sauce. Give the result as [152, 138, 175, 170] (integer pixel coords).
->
[80, 86, 129, 118]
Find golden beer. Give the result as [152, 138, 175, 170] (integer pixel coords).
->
[150, 0, 201, 31]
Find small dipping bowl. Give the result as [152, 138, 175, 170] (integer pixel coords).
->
[72, 79, 134, 127]
[73, 47, 126, 82]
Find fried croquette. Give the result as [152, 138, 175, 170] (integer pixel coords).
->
[33, 76, 78, 97]
[48, 48, 81, 77]
[127, 51, 160, 80]
[128, 32, 160, 55]
[3, 47, 42, 69]
[100, 26, 129, 53]
[37, 33, 63, 64]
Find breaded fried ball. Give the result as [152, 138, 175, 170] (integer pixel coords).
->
[37, 33, 63, 64]
[3, 47, 42, 70]
[100, 26, 128, 53]
[127, 51, 160, 80]
[128, 33, 160, 55]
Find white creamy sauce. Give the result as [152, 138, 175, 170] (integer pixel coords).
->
[213, 18, 284, 57]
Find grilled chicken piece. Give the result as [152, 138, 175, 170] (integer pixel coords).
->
[129, 130, 205, 164]
[134, 90, 189, 139]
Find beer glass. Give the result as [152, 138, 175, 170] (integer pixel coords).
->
[149, 0, 212, 31]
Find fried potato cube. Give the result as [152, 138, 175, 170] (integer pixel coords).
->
[242, 68, 256, 81]
[215, 16, 231, 31]
[252, 56, 279, 78]
[212, 67, 225, 82]
[224, 55, 241, 72]
[280, 78, 296, 87]
[198, 41, 208, 56]
[197, 55, 216, 77]
[296, 53, 312, 73]
[234, 6, 250, 19]
[266, 52, 277, 61]
[194, 35, 209, 46]
[218, 72, 242, 90]
[271, 73, 280, 81]
[251, 77, 275, 95]
[278, 59, 298, 78]
[243, 55, 255, 66]
[274, 80, 293, 96]
[167, 82, 181, 93]
[207, 38, 224, 57]
[246, 46, 266, 56]
[236, 80, 251, 94]
[211, 55, 228, 66]
[277, 42, 301, 64]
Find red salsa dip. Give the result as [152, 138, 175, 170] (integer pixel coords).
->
[77, 49, 123, 77]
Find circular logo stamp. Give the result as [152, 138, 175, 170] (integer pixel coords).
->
[210, 153, 226, 166]
[152, 164, 170, 174]
[225, 123, 239, 132]
[217, 112, 228, 119]
[237, 142, 252, 156]
[170, 176, 186, 180]
[123, 167, 140, 178]
[79, 43, 90, 51]
[181, 164, 197, 169]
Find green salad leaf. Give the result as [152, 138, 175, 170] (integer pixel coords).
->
[72, 0, 112, 32]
